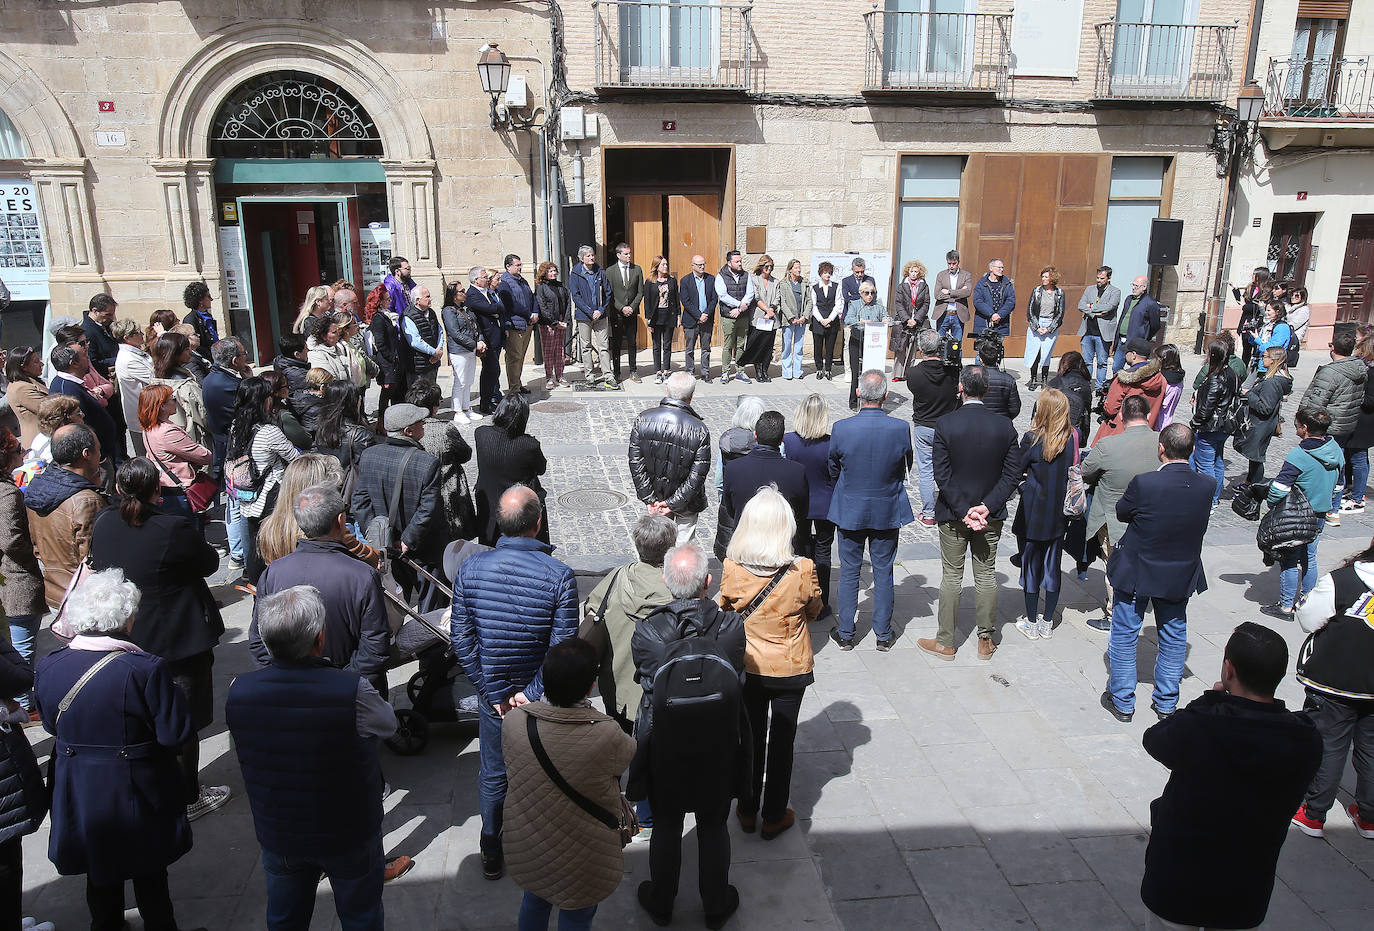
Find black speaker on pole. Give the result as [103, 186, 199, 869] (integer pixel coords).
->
[1147, 218, 1184, 266]
[561, 203, 595, 264]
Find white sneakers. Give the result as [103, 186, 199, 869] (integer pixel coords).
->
[186, 784, 232, 822]
[1015, 619, 1040, 641]
[22, 918, 56, 931]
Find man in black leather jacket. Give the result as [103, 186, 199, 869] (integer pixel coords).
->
[628, 371, 711, 544]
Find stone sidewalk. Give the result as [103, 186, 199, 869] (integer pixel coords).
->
[17, 349, 1374, 929]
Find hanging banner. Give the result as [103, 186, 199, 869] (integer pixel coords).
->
[360, 223, 392, 292]
[218, 227, 248, 314]
[861, 321, 890, 373]
[0, 179, 50, 301]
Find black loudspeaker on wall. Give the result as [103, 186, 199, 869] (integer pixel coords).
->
[561, 203, 595, 264]
[1147, 218, 1184, 266]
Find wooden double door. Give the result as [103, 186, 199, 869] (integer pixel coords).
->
[1338, 215, 1374, 325]
[959, 154, 1112, 359]
[626, 193, 721, 348]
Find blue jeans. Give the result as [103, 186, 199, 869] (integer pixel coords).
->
[912, 424, 936, 519]
[1350, 446, 1369, 505]
[1332, 434, 1351, 512]
[836, 528, 898, 640]
[8, 614, 37, 709]
[1279, 533, 1321, 610]
[1108, 593, 1188, 715]
[478, 702, 507, 841]
[780, 322, 805, 378]
[937, 314, 963, 343]
[636, 797, 653, 830]
[262, 837, 384, 931]
[1080, 335, 1110, 390]
[226, 492, 246, 561]
[1189, 431, 1227, 506]
[1112, 340, 1128, 374]
[518, 892, 596, 931]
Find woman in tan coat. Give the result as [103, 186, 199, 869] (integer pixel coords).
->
[718, 486, 822, 841]
[4, 346, 48, 451]
[503, 639, 635, 930]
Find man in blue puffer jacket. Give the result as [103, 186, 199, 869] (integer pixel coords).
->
[451, 484, 578, 882]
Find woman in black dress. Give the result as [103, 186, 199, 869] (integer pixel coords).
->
[474, 393, 548, 545]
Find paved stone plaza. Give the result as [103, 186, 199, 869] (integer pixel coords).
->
[16, 351, 1374, 929]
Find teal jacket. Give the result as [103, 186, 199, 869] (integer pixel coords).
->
[1268, 437, 1344, 515]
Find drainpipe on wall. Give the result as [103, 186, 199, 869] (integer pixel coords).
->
[1207, 0, 1265, 344]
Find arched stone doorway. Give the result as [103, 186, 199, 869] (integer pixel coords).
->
[156, 22, 440, 361]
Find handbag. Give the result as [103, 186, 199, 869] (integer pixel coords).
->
[579, 566, 626, 664]
[148, 450, 217, 513]
[49, 556, 94, 641]
[526, 713, 639, 847]
[1232, 490, 1261, 522]
[1063, 432, 1087, 518]
[1257, 485, 1321, 553]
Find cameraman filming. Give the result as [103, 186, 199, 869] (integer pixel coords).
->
[908, 328, 962, 527]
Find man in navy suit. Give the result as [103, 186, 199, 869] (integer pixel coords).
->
[48, 342, 117, 480]
[464, 266, 506, 415]
[1112, 275, 1163, 373]
[716, 411, 809, 559]
[920, 366, 1021, 661]
[678, 254, 719, 380]
[826, 370, 914, 651]
[1102, 423, 1214, 723]
[839, 257, 875, 311]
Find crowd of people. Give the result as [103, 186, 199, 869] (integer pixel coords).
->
[0, 245, 1369, 931]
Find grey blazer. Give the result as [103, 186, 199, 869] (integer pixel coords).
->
[777, 278, 814, 325]
[1076, 284, 1122, 339]
[1080, 423, 1160, 543]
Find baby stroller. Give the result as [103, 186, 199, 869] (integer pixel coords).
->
[382, 547, 486, 755]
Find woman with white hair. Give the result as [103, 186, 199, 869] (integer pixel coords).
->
[715, 395, 766, 492]
[34, 568, 202, 931]
[717, 486, 822, 841]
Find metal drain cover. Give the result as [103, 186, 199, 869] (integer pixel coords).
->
[558, 488, 629, 512]
[531, 400, 586, 414]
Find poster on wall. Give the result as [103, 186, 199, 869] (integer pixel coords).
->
[360, 223, 392, 292]
[809, 252, 893, 309]
[0, 179, 50, 301]
[218, 227, 248, 314]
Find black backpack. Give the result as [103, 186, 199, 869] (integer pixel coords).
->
[649, 610, 743, 759]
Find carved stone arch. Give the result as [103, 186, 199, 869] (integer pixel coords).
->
[158, 21, 433, 162]
[0, 47, 83, 160]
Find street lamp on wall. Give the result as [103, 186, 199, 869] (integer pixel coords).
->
[477, 43, 543, 131]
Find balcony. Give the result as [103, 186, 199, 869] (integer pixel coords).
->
[593, 1, 753, 92]
[1260, 57, 1374, 149]
[1093, 21, 1237, 103]
[863, 10, 1011, 95]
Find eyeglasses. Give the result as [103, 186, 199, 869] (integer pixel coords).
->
[763, 264, 774, 270]
[692, 261, 705, 267]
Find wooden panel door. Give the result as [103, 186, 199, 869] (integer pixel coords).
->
[668, 193, 721, 348]
[1338, 215, 1374, 324]
[961, 154, 1109, 359]
[627, 194, 663, 347]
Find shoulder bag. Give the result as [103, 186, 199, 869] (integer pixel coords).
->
[1063, 432, 1087, 518]
[526, 713, 639, 846]
[148, 448, 218, 513]
[365, 448, 418, 553]
[736, 564, 791, 620]
[579, 566, 626, 664]
[1257, 484, 1321, 553]
[49, 555, 94, 641]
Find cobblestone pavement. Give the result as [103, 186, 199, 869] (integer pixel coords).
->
[17, 349, 1374, 930]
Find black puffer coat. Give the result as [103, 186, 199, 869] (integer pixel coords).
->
[0, 641, 47, 845]
[1301, 357, 1367, 437]
[981, 365, 1022, 420]
[1190, 367, 1239, 435]
[628, 399, 711, 515]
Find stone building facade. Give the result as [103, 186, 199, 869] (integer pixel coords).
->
[0, 0, 1251, 361]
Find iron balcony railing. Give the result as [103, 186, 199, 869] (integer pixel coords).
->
[593, 1, 753, 91]
[1263, 56, 1374, 119]
[1093, 21, 1237, 102]
[863, 10, 1011, 94]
